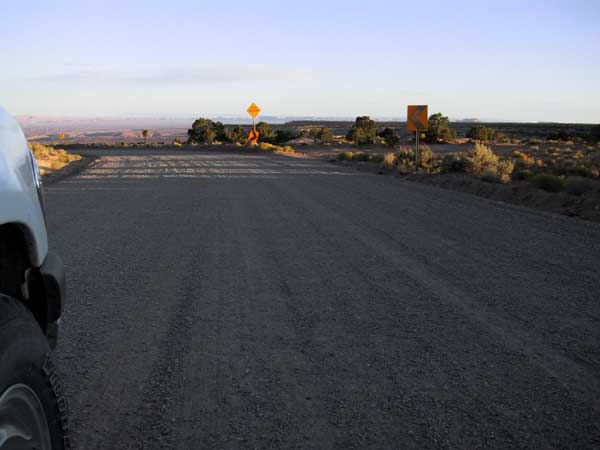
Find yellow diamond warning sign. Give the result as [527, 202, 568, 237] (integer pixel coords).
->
[247, 103, 261, 118]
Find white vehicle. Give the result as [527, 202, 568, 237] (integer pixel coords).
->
[0, 106, 69, 449]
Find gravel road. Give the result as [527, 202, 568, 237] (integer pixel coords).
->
[44, 149, 600, 449]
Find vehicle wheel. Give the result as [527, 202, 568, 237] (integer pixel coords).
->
[0, 294, 70, 450]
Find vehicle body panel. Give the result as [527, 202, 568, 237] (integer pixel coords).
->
[0, 106, 47, 266]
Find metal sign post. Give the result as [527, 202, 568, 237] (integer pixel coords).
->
[415, 131, 420, 170]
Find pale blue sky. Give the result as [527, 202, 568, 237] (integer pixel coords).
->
[1, 0, 599, 122]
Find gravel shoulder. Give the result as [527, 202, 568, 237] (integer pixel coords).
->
[44, 149, 600, 449]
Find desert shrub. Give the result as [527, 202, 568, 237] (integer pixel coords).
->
[317, 127, 334, 143]
[187, 118, 222, 143]
[466, 126, 496, 141]
[273, 129, 300, 144]
[425, 113, 457, 143]
[255, 122, 275, 143]
[495, 132, 509, 143]
[337, 151, 355, 161]
[346, 116, 378, 145]
[564, 176, 596, 196]
[419, 145, 434, 170]
[395, 147, 415, 167]
[308, 127, 333, 143]
[370, 154, 384, 163]
[379, 127, 400, 147]
[467, 143, 498, 175]
[353, 152, 371, 161]
[511, 150, 535, 169]
[441, 153, 469, 173]
[497, 159, 515, 183]
[382, 152, 396, 167]
[226, 125, 246, 143]
[480, 169, 501, 183]
[530, 173, 564, 192]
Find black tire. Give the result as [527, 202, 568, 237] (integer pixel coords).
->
[0, 294, 70, 449]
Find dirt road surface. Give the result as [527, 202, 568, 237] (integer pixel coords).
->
[45, 149, 600, 449]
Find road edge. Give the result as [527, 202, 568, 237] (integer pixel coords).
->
[42, 155, 99, 185]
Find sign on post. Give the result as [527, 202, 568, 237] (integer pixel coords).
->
[247, 102, 261, 144]
[407, 105, 428, 170]
[247, 103, 261, 118]
[248, 129, 260, 144]
[407, 105, 428, 131]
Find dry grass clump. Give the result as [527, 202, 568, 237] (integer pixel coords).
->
[276, 145, 295, 153]
[255, 142, 295, 154]
[29, 142, 81, 174]
[467, 143, 499, 175]
[337, 151, 355, 161]
[258, 142, 277, 151]
[382, 152, 395, 168]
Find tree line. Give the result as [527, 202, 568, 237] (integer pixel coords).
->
[187, 119, 335, 145]
[186, 116, 600, 146]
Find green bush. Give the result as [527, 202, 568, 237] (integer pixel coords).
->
[530, 173, 564, 192]
[379, 127, 400, 147]
[256, 122, 275, 143]
[307, 127, 334, 143]
[564, 176, 596, 196]
[370, 154, 384, 163]
[346, 116, 378, 145]
[425, 113, 457, 143]
[226, 125, 247, 143]
[187, 118, 229, 144]
[466, 126, 496, 141]
[272, 129, 300, 144]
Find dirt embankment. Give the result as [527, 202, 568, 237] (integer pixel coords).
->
[30, 142, 82, 174]
[29, 142, 100, 184]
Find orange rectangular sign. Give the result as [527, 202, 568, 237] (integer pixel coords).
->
[407, 105, 428, 131]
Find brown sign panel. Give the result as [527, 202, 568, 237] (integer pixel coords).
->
[248, 129, 260, 144]
[407, 105, 428, 131]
